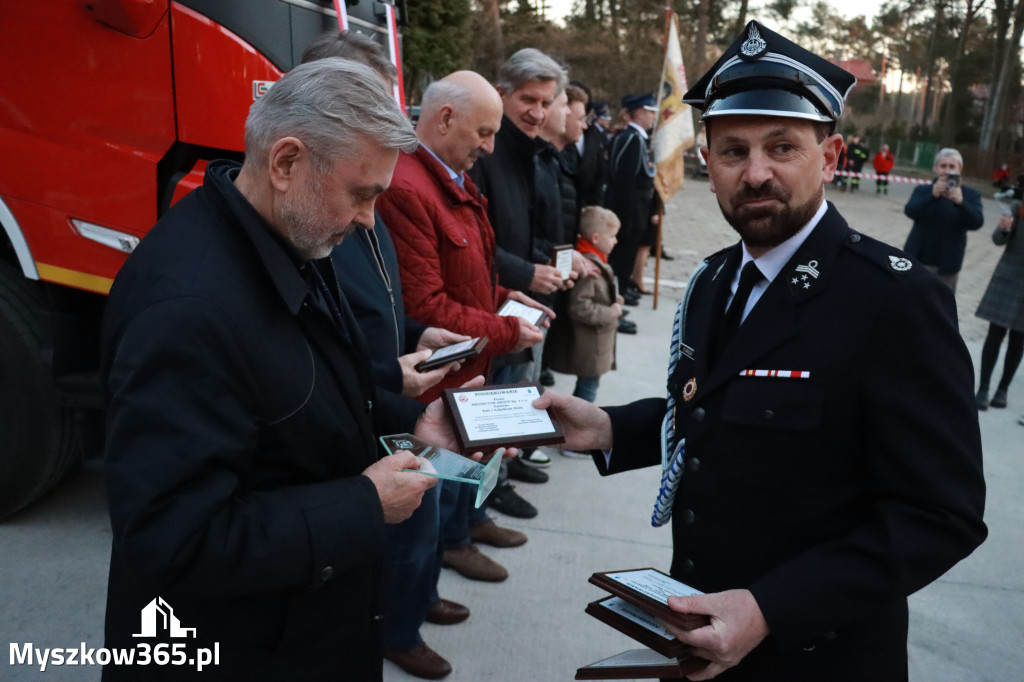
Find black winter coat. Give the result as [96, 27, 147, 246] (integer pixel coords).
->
[101, 161, 419, 681]
[594, 205, 986, 681]
[469, 115, 547, 292]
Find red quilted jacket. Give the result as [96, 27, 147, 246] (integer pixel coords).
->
[377, 146, 520, 402]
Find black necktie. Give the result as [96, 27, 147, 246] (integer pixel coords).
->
[715, 261, 763, 358]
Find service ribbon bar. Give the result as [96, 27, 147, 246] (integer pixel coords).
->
[739, 369, 811, 378]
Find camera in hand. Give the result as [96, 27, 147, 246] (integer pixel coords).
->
[945, 172, 961, 191]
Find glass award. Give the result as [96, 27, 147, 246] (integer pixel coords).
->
[379, 433, 502, 508]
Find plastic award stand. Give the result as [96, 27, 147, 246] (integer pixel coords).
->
[379, 433, 502, 508]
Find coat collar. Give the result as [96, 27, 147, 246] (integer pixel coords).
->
[204, 160, 308, 317]
[684, 203, 853, 399]
[411, 145, 485, 207]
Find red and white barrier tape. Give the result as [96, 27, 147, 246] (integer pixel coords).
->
[832, 170, 931, 185]
[680, 151, 931, 185]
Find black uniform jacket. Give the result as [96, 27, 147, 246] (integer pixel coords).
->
[101, 161, 420, 681]
[604, 124, 655, 242]
[596, 205, 987, 681]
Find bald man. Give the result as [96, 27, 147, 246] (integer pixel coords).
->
[376, 72, 552, 676]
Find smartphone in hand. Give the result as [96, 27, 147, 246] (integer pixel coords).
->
[415, 337, 488, 372]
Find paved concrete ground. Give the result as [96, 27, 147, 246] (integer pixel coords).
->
[2, 173, 1022, 681]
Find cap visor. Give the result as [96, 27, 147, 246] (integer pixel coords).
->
[700, 89, 833, 123]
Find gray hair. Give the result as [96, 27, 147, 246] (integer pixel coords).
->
[495, 48, 568, 96]
[300, 30, 398, 86]
[934, 147, 964, 170]
[420, 79, 473, 120]
[244, 58, 417, 175]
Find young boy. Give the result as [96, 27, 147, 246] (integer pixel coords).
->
[546, 206, 624, 402]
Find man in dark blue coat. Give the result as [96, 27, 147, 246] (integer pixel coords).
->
[100, 59, 473, 681]
[537, 21, 986, 681]
[605, 93, 658, 302]
[903, 147, 985, 293]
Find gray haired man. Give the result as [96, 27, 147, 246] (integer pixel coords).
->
[467, 48, 571, 512]
[101, 58, 470, 680]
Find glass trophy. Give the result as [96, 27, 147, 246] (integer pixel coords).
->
[379, 433, 503, 508]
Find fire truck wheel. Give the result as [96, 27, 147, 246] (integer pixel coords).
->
[0, 260, 81, 519]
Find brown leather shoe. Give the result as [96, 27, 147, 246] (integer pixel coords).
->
[442, 544, 508, 582]
[469, 519, 527, 547]
[384, 643, 452, 679]
[425, 598, 470, 625]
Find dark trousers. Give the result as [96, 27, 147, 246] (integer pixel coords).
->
[440, 479, 490, 551]
[875, 173, 889, 192]
[382, 484, 443, 650]
[608, 236, 640, 291]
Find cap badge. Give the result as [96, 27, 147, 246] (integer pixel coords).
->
[740, 24, 768, 60]
[682, 378, 698, 402]
[889, 255, 912, 272]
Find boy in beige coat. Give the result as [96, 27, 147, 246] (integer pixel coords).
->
[547, 206, 624, 402]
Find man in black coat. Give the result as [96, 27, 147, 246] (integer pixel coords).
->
[536, 21, 986, 681]
[100, 59, 474, 681]
[467, 48, 573, 512]
[577, 100, 612, 208]
[605, 93, 658, 300]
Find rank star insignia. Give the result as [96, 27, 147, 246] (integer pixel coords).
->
[740, 24, 768, 60]
[682, 377, 698, 402]
[791, 277, 799, 285]
[889, 255, 912, 272]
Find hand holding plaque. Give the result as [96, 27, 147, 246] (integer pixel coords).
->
[551, 244, 574, 281]
[497, 298, 547, 327]
[577, 568, 710, 679]
[379, 433, 502, 508]
[442, 383, 565, 454]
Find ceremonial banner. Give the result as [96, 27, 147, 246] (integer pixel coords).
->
[652, 12, 695, 203]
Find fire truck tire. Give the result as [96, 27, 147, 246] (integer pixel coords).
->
[0, 260, 81, 519]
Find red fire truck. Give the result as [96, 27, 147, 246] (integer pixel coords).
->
[0, 0, 402, 518]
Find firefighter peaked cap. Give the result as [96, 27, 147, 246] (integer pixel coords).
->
[683, 21, 857, 128]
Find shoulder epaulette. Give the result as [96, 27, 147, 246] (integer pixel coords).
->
[842, 230, 918, 279]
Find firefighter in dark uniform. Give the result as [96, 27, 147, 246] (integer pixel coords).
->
[535, 20, 986, 682]
[605, 93, 657, 302]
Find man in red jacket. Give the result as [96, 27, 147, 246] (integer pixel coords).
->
[376, 71, 553, 666]
[873, 144, 895, 195]
[377, 71, 551, 401]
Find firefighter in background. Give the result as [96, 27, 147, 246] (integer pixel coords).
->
[833, 138, 848, 191]
[846, 135, 869, 193]
[874, 144, 895, 195]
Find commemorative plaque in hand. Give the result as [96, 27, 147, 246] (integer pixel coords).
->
[442, 382, 564, 454]
[496, 298, 547, 327]
[552, 244, 574, 281]
[577, 568, 710, 679]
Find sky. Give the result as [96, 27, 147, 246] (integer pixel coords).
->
[544, 0, 888, 26]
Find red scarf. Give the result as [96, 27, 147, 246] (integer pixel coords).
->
[575, 235, 608, 263]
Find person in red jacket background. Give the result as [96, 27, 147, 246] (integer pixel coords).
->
[873, 144, 895, 195]
[377, 72, 552, 405]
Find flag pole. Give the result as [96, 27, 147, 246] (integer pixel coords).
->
[652, 7, 674, 310]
